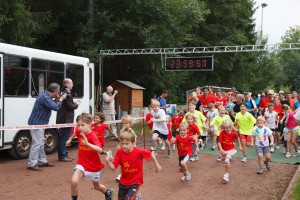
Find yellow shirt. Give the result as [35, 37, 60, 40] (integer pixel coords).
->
[182, 110, 207, 133]
[210, 115, 233, 136]
[236, 112, 256, 135]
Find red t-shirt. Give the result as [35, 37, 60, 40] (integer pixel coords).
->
[76, 131, 105, 172]
[274, 104, 283, 120]
[175, 135, 196, 157]
[198, 94, 216, 107]
[145, 113, 153, 130]
[187, 123, 201, 136]
[91, 123, 109, 146]
[167, 123, 172, 141]
[171, 116, 183, 130]
[218, 130, 238, 151]
[259, 97, 273, 116]
[113, 147, 151, 186]
[215, 97, 227, 108]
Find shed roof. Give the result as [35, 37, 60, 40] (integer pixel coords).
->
[116, 80, 145, 90]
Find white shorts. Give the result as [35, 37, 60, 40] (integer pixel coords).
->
[74, 164, 102, 182]
[287, 127, 299, 132]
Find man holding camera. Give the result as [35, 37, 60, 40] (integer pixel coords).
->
[102, 85, 118, 137]
[56, 78, 80, 162]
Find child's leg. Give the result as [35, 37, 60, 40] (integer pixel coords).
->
[151, 132, 158, 150]
[224, 153, 232, 174]
[291, 131, 299, 152]
[265, 152, 271, 163]
[180, 160, 188, 173]
[286, 132, 292, 153]
[164, 139, 171, 150]
[71, 169, 84, 197]
[92, 181, 107, 194]
[275, 131, 281, 146]
[257, 153, 263, 168]
[241, 139, 247, 157]
[212, 130, 216, 146]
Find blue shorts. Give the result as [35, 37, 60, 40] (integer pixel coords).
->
[256, 146, 270, 154]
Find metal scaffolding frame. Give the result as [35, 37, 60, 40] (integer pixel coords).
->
[99, 43, 300, 56]
[97, 43, 300, 110]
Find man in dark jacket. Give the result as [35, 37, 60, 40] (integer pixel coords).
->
[56, 78, 80, 162]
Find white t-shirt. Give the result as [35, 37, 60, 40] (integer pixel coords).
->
[252, 126, 273, 147]
[265, 111, 278, 129]
[294, 109, 300, 121]
[207, 109, 218, 122]
[151, 109, 168, 135]
[102, 92, 115, 114]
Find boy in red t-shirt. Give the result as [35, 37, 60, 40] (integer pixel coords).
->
[171, 122, 199, 182]
[92, 112, 117, 147]
[105, 129, 161, 200]
[66, 113, 114, 200]
[218, 119, 242, 183]
[171, 109, 183, 137]
[145, 106, 153, 133]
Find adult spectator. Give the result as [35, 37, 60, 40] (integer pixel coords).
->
[233, 94, 244, 114]
[243, 92, 257, 116]
[195, 87, 202, 98]
[198, 87, 215, 116]
[102, 85, 118, 136]
[251, 92, 261, 116]
[56, 78, 80, 162]
[259, 90, 274, 116]
[279, 92, 290, 106]
[157, 90, 169, 112]
[292, 91, 298, 100]
[27, 83, 66, 171]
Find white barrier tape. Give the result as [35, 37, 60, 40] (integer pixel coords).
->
[0, 117, 145, 131]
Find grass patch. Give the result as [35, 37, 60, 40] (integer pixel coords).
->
[131, 122, 151, 135]
[291, 177, 300, 200]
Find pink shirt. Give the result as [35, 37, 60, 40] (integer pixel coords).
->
[286, 113, 298, 129]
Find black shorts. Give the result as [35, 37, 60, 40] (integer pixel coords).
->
[172, 128, 180, 137]
[153, 130, 168, 140]
[118, 183, 140, 200]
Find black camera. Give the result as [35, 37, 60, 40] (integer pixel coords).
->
[60, 92, 71, 97]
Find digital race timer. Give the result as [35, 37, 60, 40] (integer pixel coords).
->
[165, 56, 213, 71]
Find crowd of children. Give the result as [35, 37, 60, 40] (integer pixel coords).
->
[65, 86, 300, 199]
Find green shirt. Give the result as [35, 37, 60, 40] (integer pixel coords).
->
[236, 112, 256, 135]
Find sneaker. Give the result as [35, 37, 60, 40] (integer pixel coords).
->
[222, 173, 229, 182]
[292, 151, 299, 157]
[181, 172, 191, 182]
[167, 150, 172, 158]
[115, 174, 121, 182]
[105, 188, 114, 200]
[217, 156, 222, 162]
[194, 156, 199, 161]
[275, 145, 280, 150]
[211, 145, 217, 150]
[264, 161, 271, 171]
[241, 157, 247, 163]
[135, 193, 142, 200]
[270, 147, 274, 153]
[190, 157, 196, 161]
[257, 167, 263, 174]
[286, 152, 292, 158]
[160, 146, 165, 151]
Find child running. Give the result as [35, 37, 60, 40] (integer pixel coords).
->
[116, 115, 137, 182]
[283, 105, 299, 157]
[264, 103, 278, 153]
[206, 103, 219, 150]
[150, 100, 172, 158]
[66, 113, 114, 200]
[105, 129, 161, 200]
[218, 119, 242, 183]
[92, 112, 118, 147]
[171, 122, 199, 182]
[252, 116, 274, 174]
[185, 113, 201, 161]
[235, 103, 257, 163]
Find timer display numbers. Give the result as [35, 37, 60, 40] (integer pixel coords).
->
[165, 56, 213, 71]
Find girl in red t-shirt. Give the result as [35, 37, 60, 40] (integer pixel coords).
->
[66, 113, 114, 200]
[218, 119, 242, 183]
[92, 112, 116, 147]
[171, 122, 199, 182]
[186, 114, 201, 161]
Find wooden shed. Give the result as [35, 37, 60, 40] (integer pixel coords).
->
[111, 80, 145, 114]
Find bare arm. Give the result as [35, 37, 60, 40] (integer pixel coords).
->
[80, 133, 104, 154]
[151, 154, 162, 173]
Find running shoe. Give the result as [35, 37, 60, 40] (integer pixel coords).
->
[160, 146, 165, 151]
[241, 157, 247, 163]
[292, 151, 299, 157]
[270, 147, 274, 153]
[181, 172, 191, 182]
[222, 173, 229, 183]
[285, 152, 292, 158]
[275, 145, 280, 150]
[217, 156, 222, 162]
[257, 168, 263, 174]
[167, 150, 172, 158]
[105, 188, 114, 200]
[115, 174, 121, 182]
[264, 161, 271, 171]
